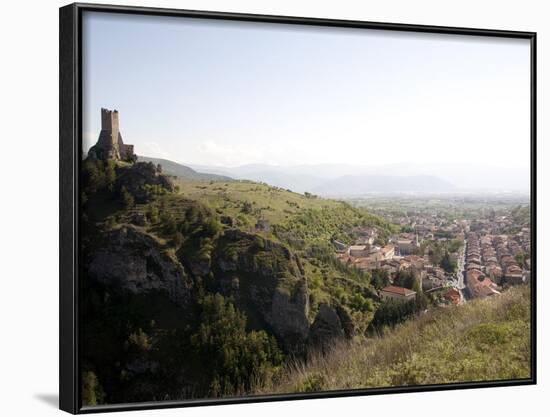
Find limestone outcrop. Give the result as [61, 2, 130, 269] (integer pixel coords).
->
[308, 304, 345, 351]
[86, 225, 193, 307]
[212, 229, 310, 353]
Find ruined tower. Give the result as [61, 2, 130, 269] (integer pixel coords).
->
[88, 108, 135, 161]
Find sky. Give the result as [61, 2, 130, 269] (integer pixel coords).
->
[82, 11, 531, 173]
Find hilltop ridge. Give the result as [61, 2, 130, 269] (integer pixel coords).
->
[137, 156, 233, 182]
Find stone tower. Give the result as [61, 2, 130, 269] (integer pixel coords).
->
[88, 108, 135, 161]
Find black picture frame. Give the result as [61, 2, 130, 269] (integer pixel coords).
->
[60, 2, 537, 414]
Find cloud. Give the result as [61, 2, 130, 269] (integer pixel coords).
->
[196, 140, 272, 166]
[140, 141, 171, 160]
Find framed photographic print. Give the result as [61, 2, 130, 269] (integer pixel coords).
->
[59, 2, 536, 414]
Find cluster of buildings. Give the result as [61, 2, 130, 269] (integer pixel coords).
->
[465, 229, 531, 298]
[335, 206, 531, 306]
[335, 225, 463, 304]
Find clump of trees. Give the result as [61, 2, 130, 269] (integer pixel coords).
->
[393, 269, 417, 290]
[423, 240, 459, 273]
[120, 186, 134, 209]
[370, 293, 429, 330]
[440, 251, 456, 273]
[371, 269, 390, 290]
[81, 370, 105, 406]
[192, 294, 283, 396]
[82, 159, 116, 196]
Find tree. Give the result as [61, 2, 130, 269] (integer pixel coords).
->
[160, 212, 177, 236]
[104, 160, 116, 191]
[401, 225, 415, 233]
[242, 201, 253, 214]
[120, 186, 134, 209]
[191, 294, 282, 396]
[428, 244, 444, 266]
[515, 253, 525, 269]
[394, 270, 416, 289]
[146, 204, 159, 223]
[172, 231, 184, 248]
[440, 251, 456, 273]
[449, 239, 464, 253]
[371, 269, 390, 289]
[81, 371, 104, 406]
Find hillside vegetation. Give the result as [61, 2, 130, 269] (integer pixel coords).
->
[138, 178, 397, 322]
[255, 285, 531, 394]
[80, 159, 400, 405]
[173, 178, 394, 237]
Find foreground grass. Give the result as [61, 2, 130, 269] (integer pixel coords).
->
[255, 286, 531, 394]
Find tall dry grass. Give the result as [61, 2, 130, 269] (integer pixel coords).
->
[254, 285, 531, 394]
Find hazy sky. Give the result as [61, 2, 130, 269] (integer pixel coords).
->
[82, 11, 531, 170]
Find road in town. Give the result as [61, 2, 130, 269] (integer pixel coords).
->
[455, 239, 470, 301]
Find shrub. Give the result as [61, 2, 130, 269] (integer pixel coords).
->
[146, 204, 159, 223]
[81, 371, 104, 406]
[172, 231, 184, 248]
[371, 269, 390, 289]
[191, 294, 283, 396]
[296, 373, 326, 392]
[81, 159, 116, 195]
[127, 328, 152, 351]
[160, 212, 177, 236]
[120, 186, 134, 209]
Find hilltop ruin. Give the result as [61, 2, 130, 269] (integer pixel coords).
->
[88, 108, 135, 162]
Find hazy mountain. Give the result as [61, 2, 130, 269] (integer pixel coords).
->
[188, 162, 529, 194]
[311, 174, 456, 196]
[138, 156, 233, 182]
[187, 164, 323, 192]
[186, 164, 456, 194]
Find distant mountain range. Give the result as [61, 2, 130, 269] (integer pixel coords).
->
[187, 163, 456, 195]
[137, 156, 528, 195]
[188, 162, 529, 194]
[137, 156, 233, 182]
[310, 174, 455, 196]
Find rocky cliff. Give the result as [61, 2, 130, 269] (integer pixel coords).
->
[85, 223, 350, 355]
[212, 229, 311, 353]
[86, 225, 193, 308]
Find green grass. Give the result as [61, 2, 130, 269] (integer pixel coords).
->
[254, 285, 531, 394]
[174, 179, 345, 226]
[174, 179, 397, 243]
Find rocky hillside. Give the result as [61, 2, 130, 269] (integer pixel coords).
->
[80, 158, 397, 405]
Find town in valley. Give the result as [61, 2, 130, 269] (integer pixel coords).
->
[336, 195, 531, 306]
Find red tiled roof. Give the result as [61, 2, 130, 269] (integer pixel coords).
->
[380, 285, 416, 297]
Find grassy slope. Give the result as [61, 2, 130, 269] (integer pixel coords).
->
[173, 179, 396, 241]
[115, 178, 396, 324]
[174, 179, 346, 226]
[255, 285, 531, 394]
[171, 179, 396, 322]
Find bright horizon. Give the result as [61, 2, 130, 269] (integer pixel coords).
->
[82, 12, 531, 178]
